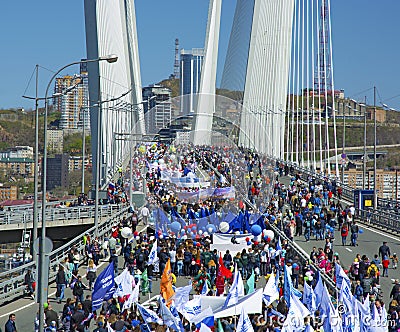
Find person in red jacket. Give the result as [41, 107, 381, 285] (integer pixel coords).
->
[340, 223, 349, 246]
[382, 255, 390, 277]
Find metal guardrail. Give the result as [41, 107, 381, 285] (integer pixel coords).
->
[0, 204, 124, 226]
[0, 204, 132, 305]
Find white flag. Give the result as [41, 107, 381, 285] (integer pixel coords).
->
[122, 281, 140, 311]
[263, 273, 279, 307]
[199, 323, 212, 332]
[181, 296, 202, 322]
[236, 306, 254, 332]
[223, 266, 244, 308]
[148, 239, 158, 265]
[174, 281, 193, 313]
[114, 268, 133, 297]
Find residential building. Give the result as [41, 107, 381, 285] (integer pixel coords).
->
[46, 154, 69, 191]
[180, 48, 205, 114]
[0, 146, 33, 159]
[55, 63, 89, 130]
[0, 186, 18, 201]
[68, 155, 90, 172]
[344, 169, 400, 200]
[143, 85, 172, 134]
[47, 129, 64, 154]
[0, 158, 34, 178]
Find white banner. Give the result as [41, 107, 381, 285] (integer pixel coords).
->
[211, 234, 251, 256]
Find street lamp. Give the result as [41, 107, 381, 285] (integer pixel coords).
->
[38, 54, 117, 332]
[373, 86, 377, 208]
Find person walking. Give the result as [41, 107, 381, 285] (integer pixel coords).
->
[340, 223, 349, 246]
[85, 259, 97, 290]
[382, 255, 390, 277]
[350, 221, 359, 246]
[4, 314, 17, 332]
[73, 275, 86, 304]
[55, 265, 67, 303]
[378, 241, 391, 261]
[140, 205, 150, 225]
[24, 269, 35, 300]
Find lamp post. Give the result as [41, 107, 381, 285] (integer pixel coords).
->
[373, 86, 377, 208]
[38, 54, 117, 332]
[23, 74, 80, 262]
[81, 106, 88, 194]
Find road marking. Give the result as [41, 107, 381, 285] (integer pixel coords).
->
[359, 224, 400, 243]
[0, 247, 121, 319]
[345, 248, 353, 252]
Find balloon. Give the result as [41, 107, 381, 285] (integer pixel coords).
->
[198, 230, 203, 235]
[193, 241, 197, 246]
[251, 225, 262, 236]
[264, 230, 274, 241]
[245, 237, 250, 242]
[133, 231, 139, 236]
[138, 145, 146, 153]
[135, 236, 140, 241]
[254, 241, 259, 245]
[308, 275, 313, 281]
[180, 229, 186, 234]
[219, 222, 229, 233]
[121, 227, 132, 239]
[207, 224, 216, 234]
[159, 234, 164, 239]
[196, 242, 201, 247]
[359, 229, 364, 234]
[170, 221, 181, 234]
[191, 226, 197, 231]
[203, 231, 209, 236]
[247, 242, 252, 246]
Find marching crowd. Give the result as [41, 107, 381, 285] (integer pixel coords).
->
[12, 143, 400, 332]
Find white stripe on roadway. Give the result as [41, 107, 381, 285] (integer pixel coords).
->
[345, 248, 353, 252]
[0, 248, 120, 319]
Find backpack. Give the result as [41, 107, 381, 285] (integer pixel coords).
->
[249, 254, 256, 264]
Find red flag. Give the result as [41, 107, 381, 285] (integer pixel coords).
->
[218, 254, 232, 279]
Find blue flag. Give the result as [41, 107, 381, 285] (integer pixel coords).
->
[283, 264, 291, 307]
[92, 262, 115, 311]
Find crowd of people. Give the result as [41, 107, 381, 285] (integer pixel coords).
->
[10, 143, 400, 331]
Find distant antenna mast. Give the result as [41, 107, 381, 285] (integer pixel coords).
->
[174, 38, 180, 78]
[314, 0, 332, 94]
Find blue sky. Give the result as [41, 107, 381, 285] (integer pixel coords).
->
[0, 1, 399, 110]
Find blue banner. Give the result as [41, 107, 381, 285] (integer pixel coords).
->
[92, 262, 115, 311]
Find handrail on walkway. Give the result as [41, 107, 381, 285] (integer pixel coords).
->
[0, 205, 132, 305]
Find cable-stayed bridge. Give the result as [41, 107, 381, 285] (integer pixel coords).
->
[1, 1, 399, 327]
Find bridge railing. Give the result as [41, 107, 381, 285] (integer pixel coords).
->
[0, 204, 123, 226]
[0, 204, 131, 305]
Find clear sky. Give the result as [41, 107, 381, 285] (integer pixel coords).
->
[0, 1, 399, 110]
